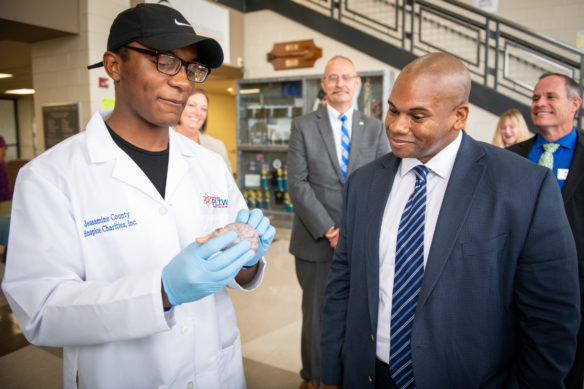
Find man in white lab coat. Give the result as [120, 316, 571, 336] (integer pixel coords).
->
[1, 4, 275, 388]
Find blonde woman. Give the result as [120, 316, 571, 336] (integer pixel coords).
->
[492, 108, 531, 148]
[176, 88, 233, 173]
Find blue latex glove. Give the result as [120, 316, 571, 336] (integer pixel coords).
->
[235, 208, 276, 268]
[162, 231, 255, 306]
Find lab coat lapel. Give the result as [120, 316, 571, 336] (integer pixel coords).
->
[84, 111, 167, 203]
[417, 133, 486, 310]
[165, 130, 190, 200]
[111, 151, 164, 202]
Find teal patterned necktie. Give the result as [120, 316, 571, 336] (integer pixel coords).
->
[538, 143, 560, 170]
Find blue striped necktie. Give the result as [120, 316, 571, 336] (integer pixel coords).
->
[339, 114, 350, 182]
[389, 165, 428, 389]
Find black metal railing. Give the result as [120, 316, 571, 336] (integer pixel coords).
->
[294, 0, 584, 126]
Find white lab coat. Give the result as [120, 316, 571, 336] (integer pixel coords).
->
[2, 110, 265, 389]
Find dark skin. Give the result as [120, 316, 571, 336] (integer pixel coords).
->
[102, 43, 258, 310]
[386, 54, 469, 164]
[322, 53, 470, 389]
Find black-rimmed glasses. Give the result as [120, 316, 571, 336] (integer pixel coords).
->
[124, 45, 210, 83]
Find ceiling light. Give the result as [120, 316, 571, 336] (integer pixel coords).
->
[0, 73, 13, 79]
[4, 88, 35, 95]
[240, 88, 260, 94]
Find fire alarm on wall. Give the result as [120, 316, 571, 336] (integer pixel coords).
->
[99, 77, 109, 88]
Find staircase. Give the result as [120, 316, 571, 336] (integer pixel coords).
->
[216, 0, 584, 129]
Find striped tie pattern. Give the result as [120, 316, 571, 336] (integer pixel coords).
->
[538, 143, 560, 170]
[339, 114, 350, 182]
[389, 165, 428, 389]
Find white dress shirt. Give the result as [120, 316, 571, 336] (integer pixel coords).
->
[376, 131, 463, 363]
[326, 104, 354, 169]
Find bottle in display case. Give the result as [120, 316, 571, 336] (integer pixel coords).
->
[237, 78, 303, 216]
[236, 71, 390, 217]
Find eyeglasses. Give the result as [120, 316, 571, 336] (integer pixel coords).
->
[323, 74, 358, 83]
[124, 45, 210, 83]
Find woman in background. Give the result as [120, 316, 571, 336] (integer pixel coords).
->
[492, 108, 531, 148]
[176, 88, 233, 173]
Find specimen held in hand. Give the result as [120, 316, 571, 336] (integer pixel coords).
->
[196, 223, 260, 252]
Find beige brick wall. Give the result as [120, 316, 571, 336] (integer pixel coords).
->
[460, 0, 584, 48]
[29, 0, 129, 158]
[243, 10, 392, 80]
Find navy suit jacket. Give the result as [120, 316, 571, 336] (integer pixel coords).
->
[321, 133, 581, 388]
[509, 132, 584, 305]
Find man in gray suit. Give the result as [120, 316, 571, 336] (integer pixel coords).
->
[288, 55, 390, 389]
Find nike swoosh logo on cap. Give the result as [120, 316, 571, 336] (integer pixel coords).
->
[174, 18, 191, 27]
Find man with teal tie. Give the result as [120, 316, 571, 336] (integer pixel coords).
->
[509, 73, 584, 389]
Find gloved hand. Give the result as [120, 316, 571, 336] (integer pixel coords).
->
[162, 231, 255, 306]
[235, 208, 276, 268]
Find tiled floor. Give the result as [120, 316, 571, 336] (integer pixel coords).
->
[0, 226, 304, 388]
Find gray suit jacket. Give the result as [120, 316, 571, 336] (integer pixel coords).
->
[287, 105, 390, 261]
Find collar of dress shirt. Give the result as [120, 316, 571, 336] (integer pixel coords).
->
[399, 130, 463, 180]
[533, 127, 577, 150]
[326, 103, 354, 129]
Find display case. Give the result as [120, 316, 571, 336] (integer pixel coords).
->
[236, 71, 392, 220]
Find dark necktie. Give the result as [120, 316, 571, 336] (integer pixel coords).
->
[389, 165, 428, 389]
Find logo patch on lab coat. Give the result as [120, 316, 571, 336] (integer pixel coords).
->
[82, 211, 138, 238]
[202, 193, 229, 209]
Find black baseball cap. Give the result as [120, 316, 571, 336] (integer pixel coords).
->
[87, 3, 223, 70]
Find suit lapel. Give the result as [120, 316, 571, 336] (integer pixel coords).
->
[511, 135, 535, 158]
[316, 107, 344, 182]
[347, 110, 366, 175]
[365, 154, 400, 331]
[562, 131, 584, 204]
[417, 133, 487, 309]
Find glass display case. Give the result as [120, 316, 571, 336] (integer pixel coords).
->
[236, 71, 392, 218]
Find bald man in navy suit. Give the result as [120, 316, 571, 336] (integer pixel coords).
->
[321, 53, 580, 389]
[288, 56, 389, 389]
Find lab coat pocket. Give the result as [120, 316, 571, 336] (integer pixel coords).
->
[218, 333, 246, 389]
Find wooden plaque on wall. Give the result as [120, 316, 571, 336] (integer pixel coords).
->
[267, 39, 322, 70]
[42, 103, 80, 149]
